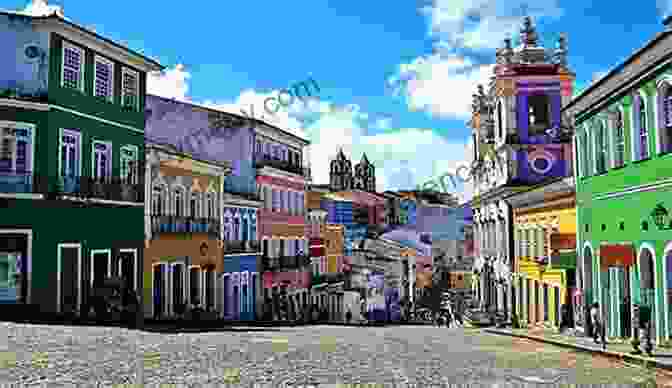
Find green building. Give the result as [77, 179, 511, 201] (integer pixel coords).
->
[567, 17, 672, 344]
[0, 9, 162, 319]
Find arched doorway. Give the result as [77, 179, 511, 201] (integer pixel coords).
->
[639, 247, 656, 341]
[580, 245, 594, 331]
[665, 244, 672, 341]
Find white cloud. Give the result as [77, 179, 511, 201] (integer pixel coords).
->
[146, 64, 474, 199]
[392, 53, 494, 119]
[19, 0, 64, 17]
[420, 0, 563, 51]
[389, 0, 564, 121]
[147, 64, 191, 102]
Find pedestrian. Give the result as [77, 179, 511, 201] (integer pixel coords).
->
[590, 302, 602, 343]
[346, 307, 352, 324]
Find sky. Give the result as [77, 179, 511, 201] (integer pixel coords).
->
[8, 0, 672, 202]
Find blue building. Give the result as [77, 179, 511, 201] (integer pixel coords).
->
[321, 194, 355, 254]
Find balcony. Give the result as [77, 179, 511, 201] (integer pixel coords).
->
[262, 256, 280, 271]
[353, 207, 369, 225]
[225, 189, 260, 202]
[151, 215, 220, 235]
[0, 171, 48, 194]
[224, 175, 260, 201]
[55, 175, 145, 203]
[254, 154, 311, 178]
[223, 240, 260, 254]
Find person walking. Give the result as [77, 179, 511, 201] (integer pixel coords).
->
[590, 302, 602, 343]
[346, 307, 352, 324]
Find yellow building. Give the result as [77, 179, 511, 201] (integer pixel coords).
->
[324, 224, 344, 274]
[507, 178, 576, 329]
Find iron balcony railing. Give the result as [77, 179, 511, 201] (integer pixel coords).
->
[223, 240, 260, 254]
[55, 175, 145, 203]
[254, 154, 311, 178]
[151, 215, 220, 235]
[0, 170, 49, 194]
[262, 256, 280, 270]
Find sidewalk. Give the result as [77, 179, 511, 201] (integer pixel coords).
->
[485, 326, 672, 371]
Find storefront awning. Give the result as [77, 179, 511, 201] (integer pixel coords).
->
[600, 243, 636, 268]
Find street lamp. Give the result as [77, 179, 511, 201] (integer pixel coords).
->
[651, 203, 672, 230]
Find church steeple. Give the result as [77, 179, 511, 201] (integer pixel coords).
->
[354, 153, 376, 192]
[329, 148, 353, 191]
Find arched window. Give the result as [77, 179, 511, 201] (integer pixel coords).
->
[223, 209, 232, 240]
[659, 83, 672, 154]
[272, 189, 279, 212]
[190, 192, 199, 218]
[581, 130, 590, 177]
[635, 94, 650, 160]
[174, 187, 184, 217]
[233, 213, 241, 240]
[528, 94, 551, 136]
[241, 215, 249, 241]
[613, 109, 625, 167]
[206, 193, 215, 220]
[595, 120, 607, 174]
[152, 184, 165, 215]
[497, 101, 504, 140]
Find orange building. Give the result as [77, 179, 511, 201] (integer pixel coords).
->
[144, 143, 231, 319]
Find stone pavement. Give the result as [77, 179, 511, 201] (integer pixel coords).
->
[486, 326, 672, 371]
[0, 321, 668, 386]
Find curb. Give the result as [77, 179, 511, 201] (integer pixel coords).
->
[484, 329, 672, 372]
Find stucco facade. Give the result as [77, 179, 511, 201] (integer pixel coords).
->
[470, 17, 574, 320]
[0, 11, 162, 320]
[568, 19, 672, 343]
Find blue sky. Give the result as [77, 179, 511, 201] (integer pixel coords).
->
[8, 0, 672, 200]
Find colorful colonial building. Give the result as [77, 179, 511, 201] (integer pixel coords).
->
[567, 17, 672, 343]
[144, 95, 263, 321]
[470, 16, 574, 323]
[507, 178, 576, 329]
[144, 143, 231, 319]
[0, 8, 161, 318]
[255, 121, 311, 321]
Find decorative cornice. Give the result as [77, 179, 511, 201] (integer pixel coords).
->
[34, 17, 163, 72]
[0, 98, 49, 111]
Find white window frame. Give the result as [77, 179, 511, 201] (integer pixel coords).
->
[206, 193, 215, 220]
[120, 145, 139, 184]
[189, 265, 201, 305]
[169, 262, 187, 316]
[151, 182, 167, 215]
[121, 67, 140, 111]
[118, 248, 138, 291]
[93, 55, 114, 102]
[89, 249, 111, 289]
[0, 122, 36, 174]
[610, 107, 626, 168]
[594, 119, 609, 173]
[172, 185, 186, 216]
[56, 243, 82, 314]
[58, 128, 81, 178]
[151, 262, 168, 317]
[631, 90, 650, 162]
[61, 42, 85, 92]
[655, 77, 672, 155]
[190, 191, 201, 219]
[91, 140, 112, 179]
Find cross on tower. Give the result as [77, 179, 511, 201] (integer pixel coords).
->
[520, 4, 529, 17]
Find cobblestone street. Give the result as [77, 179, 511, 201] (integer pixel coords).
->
[0, 322, 668, 387]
